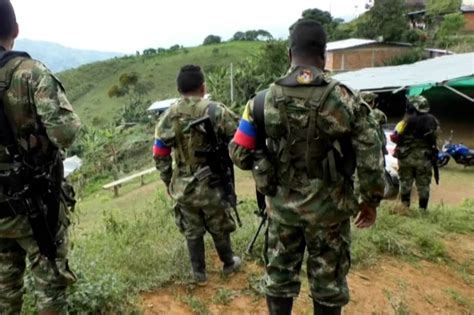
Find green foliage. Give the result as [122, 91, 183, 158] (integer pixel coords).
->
[231, 30, 273, 41]
[355, 0, 408, 41]
[203, 35, 222, 45]
[58, 41, 262, 126]
[436, 13, 466, 47]
[301, 8, 343, 40]
[382, 48, 424, 66]
[180, 295, 210, 315]
[108, 72, 154, 124]
[213, 288, 237, 305]
[427, 0, 462, 16]
[207, 41, 288, 109]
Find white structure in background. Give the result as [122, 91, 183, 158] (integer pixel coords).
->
[148, 94, 211, 113]
[63, 155, 82, 178]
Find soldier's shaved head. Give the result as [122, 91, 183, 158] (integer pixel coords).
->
[0, 0, 17, 41]
[289, 19, 327, 64]
[177, 65, 205, 95]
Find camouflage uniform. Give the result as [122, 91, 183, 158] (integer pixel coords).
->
[0, 49, 80, 314]
[154, 96, 240, 282]
[229, 66, 385, 307]
[394, 96, 438, 209]
[154, 97, 238, 239]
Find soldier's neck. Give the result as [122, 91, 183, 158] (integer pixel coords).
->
[182, 92, 204, 98]
[0, 39, 14, 51]
[291, 57, 324, 70]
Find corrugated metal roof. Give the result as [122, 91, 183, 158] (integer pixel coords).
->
[333, 53, 474, 92]
[148, 98, 177, 112]
[326, 39, 377, 51]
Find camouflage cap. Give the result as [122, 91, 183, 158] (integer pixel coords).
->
[408, 95, 429, 113]
[360, 91, 378, 103]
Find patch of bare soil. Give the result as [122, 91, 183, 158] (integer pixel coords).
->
[142, 237, 474, 315]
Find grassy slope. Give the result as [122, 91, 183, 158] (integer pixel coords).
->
[58, 42, 263, 125]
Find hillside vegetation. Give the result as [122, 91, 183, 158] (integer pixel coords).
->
[58, 41, 262, 126]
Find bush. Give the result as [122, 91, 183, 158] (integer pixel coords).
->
[203, 35, 222, 45]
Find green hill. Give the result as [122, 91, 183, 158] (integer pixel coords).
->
[58, 41, 263, 125]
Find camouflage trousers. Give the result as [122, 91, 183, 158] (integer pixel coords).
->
[0, 205, 76, 314]
[398, 156, 432, 200]
[264, 218, 351, 307]
[173, 203, 236, 240]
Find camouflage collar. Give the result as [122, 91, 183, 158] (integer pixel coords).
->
[276, 65, 326, 87]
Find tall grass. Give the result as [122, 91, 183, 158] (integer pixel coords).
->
[21, 190, 474, 313]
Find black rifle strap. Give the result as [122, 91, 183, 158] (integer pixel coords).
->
[252, 90, 269, 211]
[207, 102, 217, 126]
[253, 89, 269, 149]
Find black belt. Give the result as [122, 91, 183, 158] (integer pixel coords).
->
[0, 199, 27, 218]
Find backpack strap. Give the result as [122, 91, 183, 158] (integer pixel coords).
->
[306, 80, 339, 180]
[252, 89, 268, 149]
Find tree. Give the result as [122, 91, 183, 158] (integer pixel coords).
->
[300, 8, 343, 40]
[355, 0, 408, 42]
[203, 34, 222, 45]
[108, 72, 154, 124]
[143, 48, 157, 56]
[436, 13, 466, 47]
[427, 0, 462, 16]
[232, 31, 246, 41]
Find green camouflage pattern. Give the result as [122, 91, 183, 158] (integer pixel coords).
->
[265, 219, 351, 305]
[229, 66, 384, 306]
[408, 95, 429, 113]
[0, 57, 81, 152]
[0, 207, 76, 314]
[0, 55, 80, 313]
[398, 151, 432, 200]
[154, 96, 239, 239]
[372, 108, 387, 126]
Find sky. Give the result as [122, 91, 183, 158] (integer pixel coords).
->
[11, 0, 369, 53]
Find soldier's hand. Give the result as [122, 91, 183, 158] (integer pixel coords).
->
[355, 203, 377, 229]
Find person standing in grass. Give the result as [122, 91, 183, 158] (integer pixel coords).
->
[0, 1, 81, 314]
[391, 96, 439, 211]
[229, 20, 385, 315]
[153, 65, 241, 285]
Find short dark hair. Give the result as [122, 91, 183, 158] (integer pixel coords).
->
[289, 19, 327, 59]
[177, 65, 205, 94]
[0, 0, 16, 40]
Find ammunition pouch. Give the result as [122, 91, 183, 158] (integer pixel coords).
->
[252, 151, 277, 197]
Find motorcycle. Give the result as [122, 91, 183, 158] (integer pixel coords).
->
[438, 131, 474, 168]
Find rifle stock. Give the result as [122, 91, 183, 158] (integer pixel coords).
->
[189, 116, 242, 227]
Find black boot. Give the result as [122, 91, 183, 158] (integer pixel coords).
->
[186, 237, 207, 285]
[401, 193, 411, 208]
[313, 301, 342, 315]
[266, 295, 293, 315]
[419, 198, 429, 211]
[211, 233, 241, 275]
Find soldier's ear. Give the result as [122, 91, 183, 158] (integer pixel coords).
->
[13, 22, 19, 39]
[200, 84, 206, 97]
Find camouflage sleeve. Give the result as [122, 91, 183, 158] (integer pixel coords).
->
[213, 103, 239, 141]
[229, 100, 257, 170]
[28, 60, 81, 149]
[321, 85, 385, 206]
[153, 110, 174, 185]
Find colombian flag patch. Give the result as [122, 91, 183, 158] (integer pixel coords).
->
[153, 139, 171, 157]
[233, 105, 257, 149]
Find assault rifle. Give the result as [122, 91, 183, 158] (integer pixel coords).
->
[245, 191, 266, 254]
[189, 116, 242, 227]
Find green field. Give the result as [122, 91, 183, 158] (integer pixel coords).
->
[58, 42, 263, 125]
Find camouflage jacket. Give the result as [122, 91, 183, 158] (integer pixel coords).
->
[394, 114, 439, 160]
[229, 66, 385, 226]
[154, 96, 238, 207]
[0, 49, 80, 163]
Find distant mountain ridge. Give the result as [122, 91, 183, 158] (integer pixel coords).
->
[14, 39, 124, 72]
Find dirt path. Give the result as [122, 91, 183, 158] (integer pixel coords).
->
[142, 236, 474, 315]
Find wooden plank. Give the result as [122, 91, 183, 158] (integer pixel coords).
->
[103, 167, 155, 190]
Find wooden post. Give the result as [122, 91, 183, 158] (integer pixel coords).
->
[113, 186, 119, 197]
[141, 175, 145, 186]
